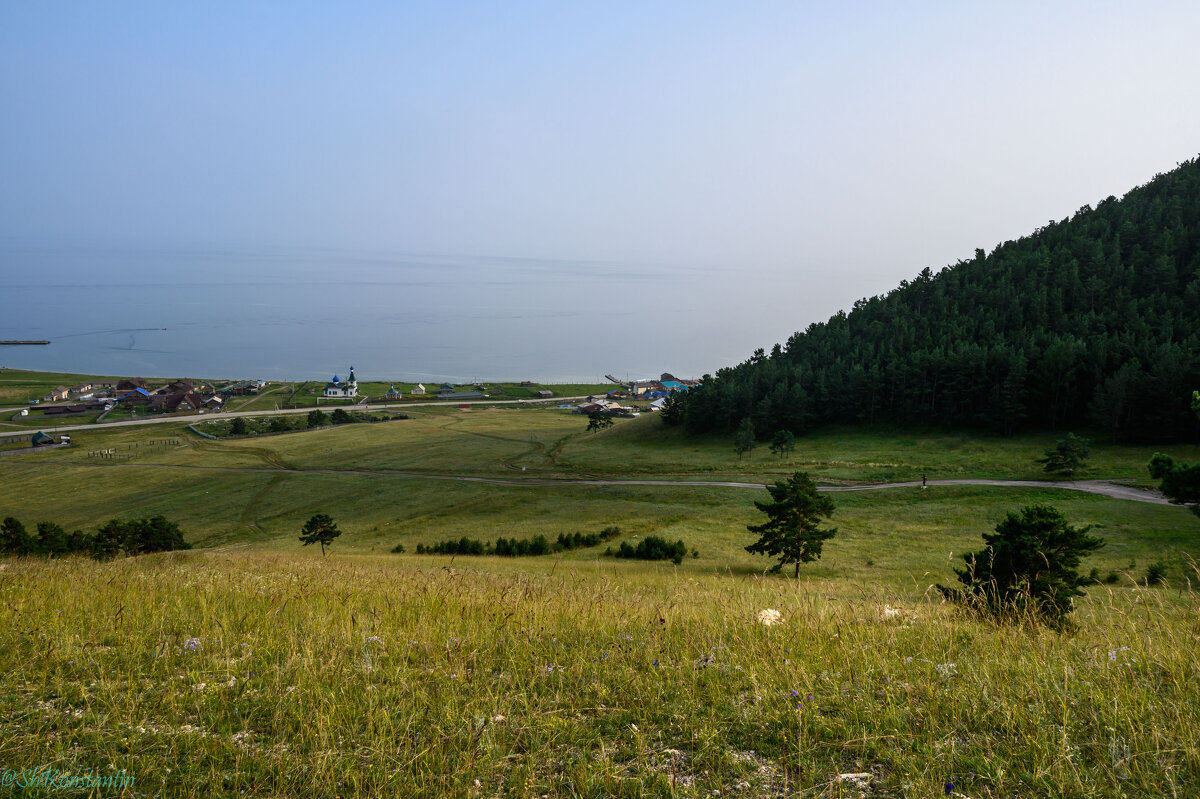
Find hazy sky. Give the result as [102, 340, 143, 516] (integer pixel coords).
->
[3, 2, 1199, 303]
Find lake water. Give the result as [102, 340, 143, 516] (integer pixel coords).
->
[0, 244, 814, 383]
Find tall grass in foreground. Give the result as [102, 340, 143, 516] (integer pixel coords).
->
[1, 553, 1197, 797]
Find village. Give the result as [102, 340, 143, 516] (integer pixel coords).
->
[3, 368, 698, 453]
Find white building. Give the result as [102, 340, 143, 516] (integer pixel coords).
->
[323, 367, 359, 398]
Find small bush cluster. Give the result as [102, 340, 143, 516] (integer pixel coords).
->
[1, 515, 191, 561]
[411, 526, 622, 557]
[608, 535, 690, 565]
[417, 537, 494, 556]
[555, 526, 622, 551]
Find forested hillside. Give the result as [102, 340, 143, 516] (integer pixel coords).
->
[676, 157, 1200, 442]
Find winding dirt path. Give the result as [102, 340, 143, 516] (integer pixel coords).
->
[3, 458, 1172, 505]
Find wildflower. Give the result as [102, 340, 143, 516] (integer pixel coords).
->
[366, 636, 382, 644]
[882, 605, 904, 619]
[944, 780, 954, 795]
[184, 638, 201, 651]
[935, 662, 957, 678]
[756, 609, 783, 627]
[491, 714, 505, 723]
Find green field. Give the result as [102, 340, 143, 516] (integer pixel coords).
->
[2, 385, 1200, 797]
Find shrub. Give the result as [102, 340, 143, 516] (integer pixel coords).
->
[1037, 433, 1090, 475]
[420, 537, 488, 556]
[1145, 561, 1168, 586]
[611, 536, 689, 565]
[939, 504, 1103, 626]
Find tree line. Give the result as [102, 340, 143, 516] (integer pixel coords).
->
[0, 515, 191, 560]
[671, 157, 1200, 443]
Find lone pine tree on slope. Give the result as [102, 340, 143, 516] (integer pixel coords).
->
[745, 471, 836, 578]
[299, 513, 342, 556]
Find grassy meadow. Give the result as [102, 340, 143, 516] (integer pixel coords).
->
[2, 399, 1200, 796]
[3, 554, 1198, 798]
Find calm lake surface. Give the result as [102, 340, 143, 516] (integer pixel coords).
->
[0, 244, 809, 383]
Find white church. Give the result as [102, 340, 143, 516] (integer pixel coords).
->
[323, 367, 359, 398]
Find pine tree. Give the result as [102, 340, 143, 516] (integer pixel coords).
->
[1037, 433, 1090, 475]
[942, 505, 1103, 625]
[733, 417, 756, 458]
[745, 472, 836, 577]
[299, 513, 342, 555]
[768, 430, 796, 458]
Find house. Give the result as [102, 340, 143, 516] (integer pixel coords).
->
[537, 390, 554, 398]
[384, 385, 404, 400]
[204, 395, 224, 409]
[171, 393, 204, 413]
[412, 383, 426, 395]
[323, 367, 359, 398]
[44, 386, 70, 402]
[438, 383, 455, 393]
[118, 387, 153, 407]
[31, 431, 56, 447]
[220, 381, 261, 395]
[116, 378, 149, 392]
[70, 383, 94, 394]
[576, 399, 622, 415]
[149, 392, 203, 413]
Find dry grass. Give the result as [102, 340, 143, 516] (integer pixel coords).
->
[1, 552, 1197, 797]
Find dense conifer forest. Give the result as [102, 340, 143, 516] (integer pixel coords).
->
[674, 157, 1200, 442]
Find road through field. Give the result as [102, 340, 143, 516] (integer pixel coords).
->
[2, 457, 1173, 505]
[0, 396, 590, 439]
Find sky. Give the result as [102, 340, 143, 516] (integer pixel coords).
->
[2, 2, 1199, 330]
